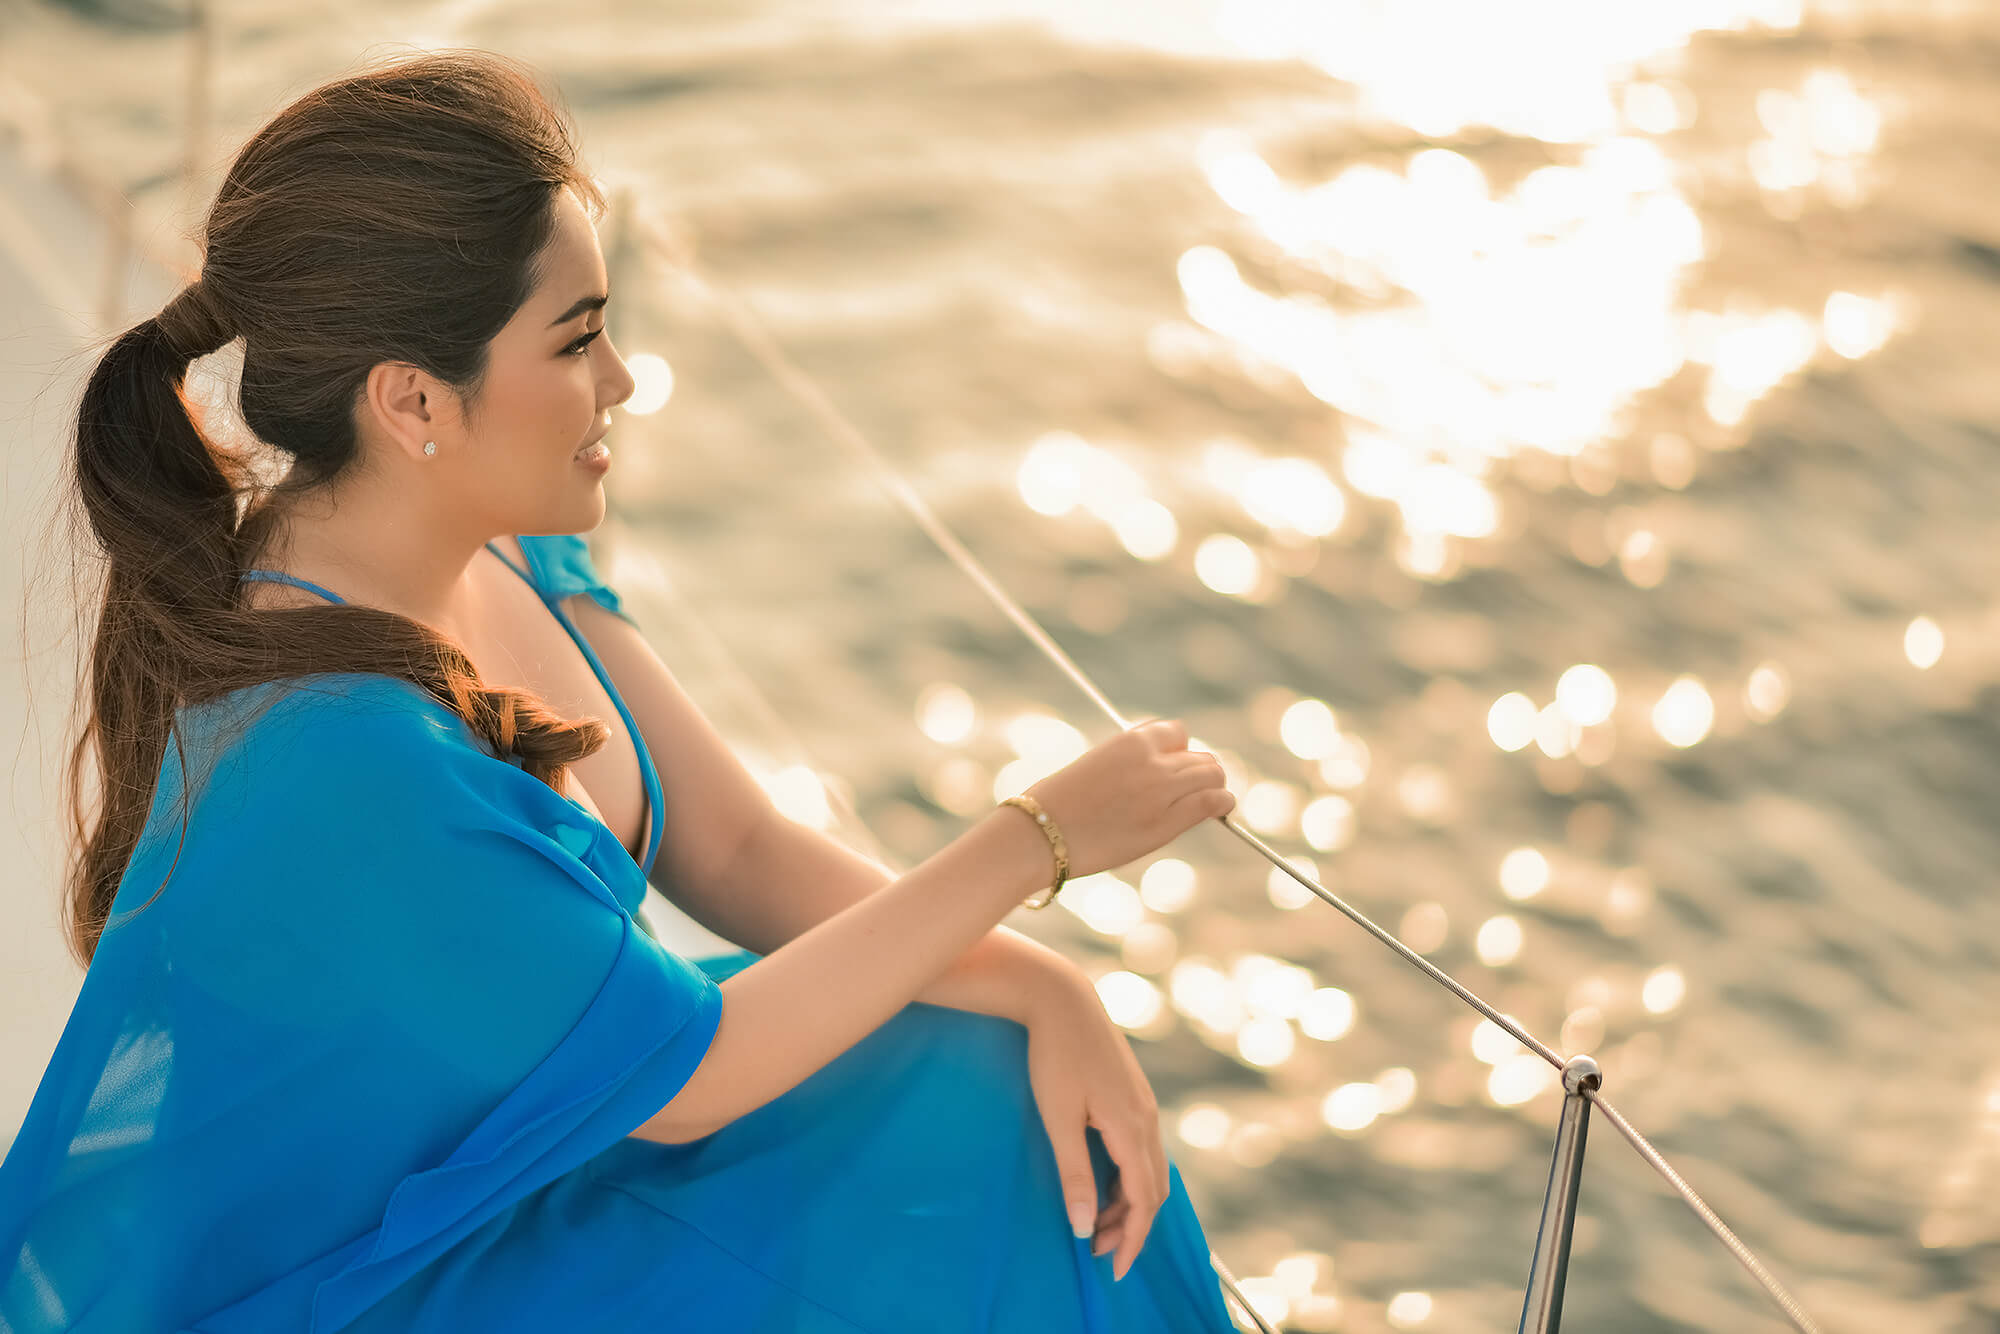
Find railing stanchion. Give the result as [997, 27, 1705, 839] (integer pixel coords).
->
[639, 203, 1827, 1334]
[1519, 1055, 1601, 1334]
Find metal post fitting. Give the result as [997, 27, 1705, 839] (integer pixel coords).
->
[1518, 1054, 1602, 1334]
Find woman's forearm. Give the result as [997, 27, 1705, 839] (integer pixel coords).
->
[652, 807, 1079, 1026]
[635, 805, 1064, 1144]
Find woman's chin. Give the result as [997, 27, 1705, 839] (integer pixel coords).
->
[523, 484, 607, 536]
[570, 486, 609, 530]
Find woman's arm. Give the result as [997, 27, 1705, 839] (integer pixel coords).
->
[637, 802, 1060, 1144]
[684, 803, 1083, 1024]
[568, 598, 1084, 1028]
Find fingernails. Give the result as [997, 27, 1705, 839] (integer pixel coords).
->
[1068, 1202, 1094, 1239]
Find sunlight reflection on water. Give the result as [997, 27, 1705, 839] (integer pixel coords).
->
[7, 0, 1999, 1327]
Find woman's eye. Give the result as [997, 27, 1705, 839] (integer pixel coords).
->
[566, 328, 604, 356]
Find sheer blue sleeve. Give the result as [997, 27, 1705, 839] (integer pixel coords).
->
[515, 533, 637, 626]
[0, 675, 721, 1333]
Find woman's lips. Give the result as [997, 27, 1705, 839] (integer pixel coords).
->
[575, 439, 611, 468]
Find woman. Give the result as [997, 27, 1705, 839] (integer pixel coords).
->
[0, 51, 1241, 1332]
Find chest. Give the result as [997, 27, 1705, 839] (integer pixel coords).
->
[456, 559, 650, 866]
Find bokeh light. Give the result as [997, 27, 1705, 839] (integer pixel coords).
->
[1652, 677, 1715, 748]
[0, 5, 1967, 1327]
[1905, 616, 1944, 670]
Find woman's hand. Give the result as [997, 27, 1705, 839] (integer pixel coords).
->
[1020, 970, 1171, 1283]
[1026, 718, 1234, 881]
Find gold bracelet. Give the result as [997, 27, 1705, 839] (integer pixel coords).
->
[999, 792, 1069, 909]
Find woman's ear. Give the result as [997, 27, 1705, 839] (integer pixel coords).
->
[363, 360, 451, 465]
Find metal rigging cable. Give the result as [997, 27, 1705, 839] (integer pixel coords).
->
[631, 204, 1822, 1334]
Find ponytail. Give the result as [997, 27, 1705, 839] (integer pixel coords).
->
[61, 50, 614, 967]
[64, 279, 606, 968]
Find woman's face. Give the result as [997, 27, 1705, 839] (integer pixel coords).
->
[428, 185, 637, 538]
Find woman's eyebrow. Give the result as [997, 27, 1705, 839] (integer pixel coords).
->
[547, 292, 609, 328]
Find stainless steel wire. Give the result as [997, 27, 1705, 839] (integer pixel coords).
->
[611, 532, 1285, 1334]
[1585, 1093, 1823, 1334]
[638, 210, 1823, 1334]
[604, 535, 897, 867]
[1210, 1253, 1283, 1334]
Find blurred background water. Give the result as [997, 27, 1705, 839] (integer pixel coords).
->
[3, 1, 1999, 1331]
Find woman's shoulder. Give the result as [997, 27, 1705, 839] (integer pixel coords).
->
[128, 675, 526, 916]
[184, 672, 497, 781]
[510, 533, 634, 624]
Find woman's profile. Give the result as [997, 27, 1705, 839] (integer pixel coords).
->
[0, 50, 1241, 1332]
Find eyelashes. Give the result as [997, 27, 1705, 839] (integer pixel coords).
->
[565, 327, 605, 357]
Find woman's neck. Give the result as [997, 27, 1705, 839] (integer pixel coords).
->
[255, 473, 494, 638]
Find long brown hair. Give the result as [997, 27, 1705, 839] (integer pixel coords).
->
[63, 50, 611, 968]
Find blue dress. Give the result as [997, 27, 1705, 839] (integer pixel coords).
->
[0, 535, 1238, 1333]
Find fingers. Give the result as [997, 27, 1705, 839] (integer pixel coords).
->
[1168, 753, 1225, 793]
[1143, 725, 1234, 814]
[1167, 750, 1229, 813]
[1089, 1189, 1130, 1257]
[1167, 747, 1221, 773]
[1093, 1119, 1166, 1282]
[1131, 717, 1188, 752]
[1168, 776, 1235, 824]
[1035, 1102, 1099, 1244]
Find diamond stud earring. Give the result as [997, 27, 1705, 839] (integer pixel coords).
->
[422, 441, 436, 456]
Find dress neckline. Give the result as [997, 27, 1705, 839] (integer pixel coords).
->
[481, 539, 665, 879]
[234, 539, 667, 879]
